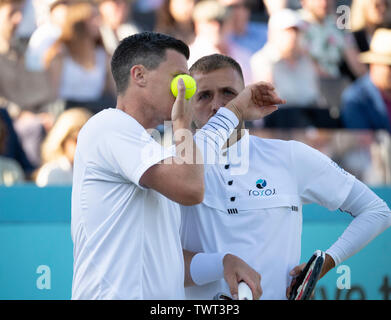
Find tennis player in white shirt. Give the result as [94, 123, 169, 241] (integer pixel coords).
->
[180, 54, 391, 300]
[71, 32, 285, 299]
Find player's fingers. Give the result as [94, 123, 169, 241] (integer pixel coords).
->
[252, 85, 274, 103]
[248, 279, 262, 300]
[252, 88, 286, 107]
[289, 263, 306, 277]
[254, 81, 275, 91]
[239, 272, 262, 300]
[286, 278, 296, 298]
[261, 91, 286, 106]
[226, 275, 239, 300]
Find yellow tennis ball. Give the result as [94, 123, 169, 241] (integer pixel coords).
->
[171, 74, 197, 100]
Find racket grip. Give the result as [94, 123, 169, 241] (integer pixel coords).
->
[238, 282, 253, 300]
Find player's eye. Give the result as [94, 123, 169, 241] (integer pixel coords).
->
[223, 89, 236, 96]
[198, 92, 211, 101]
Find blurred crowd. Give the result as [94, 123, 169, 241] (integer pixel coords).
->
[0, 0, 391, 187]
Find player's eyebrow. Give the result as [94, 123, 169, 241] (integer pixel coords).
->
[196, 89, 211, 96]
[220, 86, 239, 95]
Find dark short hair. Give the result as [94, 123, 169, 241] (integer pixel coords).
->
[189, 54, 244, 83]
[111, 31, 190, 95]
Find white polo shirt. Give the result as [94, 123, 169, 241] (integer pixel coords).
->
[180, 131, 355, 300]
[71, 108, 183, 300]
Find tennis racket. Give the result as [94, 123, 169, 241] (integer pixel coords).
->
[289, 250, 325, 300]
[213, 281, 253, 300]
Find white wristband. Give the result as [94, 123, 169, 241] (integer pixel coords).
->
[190, 252, 227, 286]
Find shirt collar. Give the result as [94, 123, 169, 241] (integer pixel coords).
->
[221, 129, 250, 160]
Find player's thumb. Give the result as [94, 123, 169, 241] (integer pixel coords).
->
[176, 78, 186, 102]
[262, 105, 278, 117]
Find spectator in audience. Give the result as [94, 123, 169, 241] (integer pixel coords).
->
[45, 1, 116, 114]
[25, 0, 70, 71]
[0, 0, 56, 168]
[0, 106, 35, 177]
[98, 0, 140, 55]
[189, 0, 253, 84]
[35, 107, 91, 186]
[0, 116, 24, 185]
[218, 0, 268, 54]
[251, 9, 320, 107]
[14, 0, 36, 40]
[299, 0, 367, 79]
[154, 0, 195, 45]
[341, 28, 391, 132]
[351, 0, 391, 53]
[0, 0, 53, 109]
[132, 0, 162, 31]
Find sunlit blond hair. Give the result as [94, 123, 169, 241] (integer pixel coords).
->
[351, 0, 391, 31]
[45, 1, 100, 67]
[41, 108, 92, 163]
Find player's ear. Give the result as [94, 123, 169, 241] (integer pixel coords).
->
[130, 65, 148, 87]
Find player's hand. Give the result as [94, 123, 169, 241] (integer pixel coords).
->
[223, 254, 262, 300]
[286, 262, 306, 299]
[225, 81, 286, 121]
[286, 254, 336, 299]
[171, 78, 193, 128]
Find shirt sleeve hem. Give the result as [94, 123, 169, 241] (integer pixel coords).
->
[133, 149, 175, 190]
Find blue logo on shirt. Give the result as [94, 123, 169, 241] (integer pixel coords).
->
[249, 178, 276, 197]
[256, 179, 267, 189]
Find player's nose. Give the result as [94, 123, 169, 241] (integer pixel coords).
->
[210, 99, 222, 115]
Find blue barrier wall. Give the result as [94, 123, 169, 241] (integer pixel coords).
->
[0, 185, 390, 300]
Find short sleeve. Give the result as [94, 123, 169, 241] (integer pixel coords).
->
[290, 141, 355, 210]
[98, 117, 175, 188]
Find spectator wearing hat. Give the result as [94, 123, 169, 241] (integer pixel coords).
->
[251, 9, 320, 108]
[341, 28, 391, 132]
[189, 0, 253, 84]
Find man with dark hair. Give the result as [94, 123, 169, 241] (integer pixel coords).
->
[111, 32, 191, 95]
[71, 32, 283, 299]
[180, 53, 391, 300]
